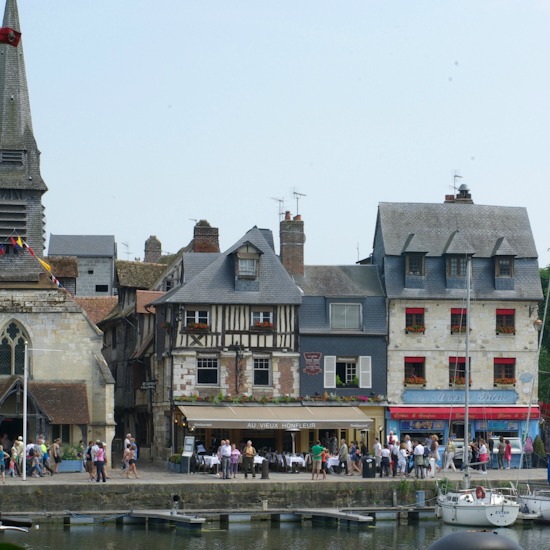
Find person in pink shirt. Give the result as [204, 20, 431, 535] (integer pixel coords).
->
[96, 442, 107, 482]
[504, 439, 512, 469]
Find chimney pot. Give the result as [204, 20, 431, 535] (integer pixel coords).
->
[285, 211, 292, 220]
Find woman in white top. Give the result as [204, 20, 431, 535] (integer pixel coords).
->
[397, 443, 408, 478]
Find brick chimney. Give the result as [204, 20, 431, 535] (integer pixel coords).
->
[144, 235, 162, 263]
[193, 220, 220, 253]
[280, 211, 305, 276]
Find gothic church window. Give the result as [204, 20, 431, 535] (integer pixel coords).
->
[0, 321, 28, 376]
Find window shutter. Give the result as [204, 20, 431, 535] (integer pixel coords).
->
[359, 356, 372, 388]
[324, 356, 336, 388]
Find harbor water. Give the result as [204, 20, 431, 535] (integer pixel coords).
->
[3, 520, 550, 549]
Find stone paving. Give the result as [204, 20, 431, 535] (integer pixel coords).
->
[5, 460, 549, 486]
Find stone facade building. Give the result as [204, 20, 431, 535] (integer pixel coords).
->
[371, 186, 543, 446]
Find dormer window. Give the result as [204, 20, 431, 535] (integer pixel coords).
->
[238, 258, 257, 277]
[495, 257, 513, 278]
[236, 244, 261, 280]
[406, 254, 424, 276]
[447, 256, 467, 277]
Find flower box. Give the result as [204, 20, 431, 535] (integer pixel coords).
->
[251, 322, 274, 332]
[450, 325, 470, 334]
[186, 323, 210, 333]
[405, 325, 425, 334]
[496, 326, 515, 335]
[494, 377, 516, 387]
[404, 376, 426, 387]
[449, 377, 471, 387]
[57, 460, 84, 473]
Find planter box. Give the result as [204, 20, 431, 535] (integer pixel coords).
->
[58, 460, 84, 473]
[167, 461, 184, 473]
[404, 384, 425, 389]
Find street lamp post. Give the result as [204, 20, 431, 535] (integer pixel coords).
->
[22, 341, 29, 481]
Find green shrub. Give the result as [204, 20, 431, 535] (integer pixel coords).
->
[61, 444, 80, 460]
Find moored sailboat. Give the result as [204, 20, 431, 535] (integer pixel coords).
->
[436, 256, 520, 527]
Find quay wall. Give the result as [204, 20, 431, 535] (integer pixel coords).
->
[1, 480, 438, 514]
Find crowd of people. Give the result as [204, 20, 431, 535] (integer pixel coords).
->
[0, 435, 63, 481]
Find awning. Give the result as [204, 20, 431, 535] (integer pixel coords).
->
[178, 405, 373, 430]
[390, 406, 539, 421]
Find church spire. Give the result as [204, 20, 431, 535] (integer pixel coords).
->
[0, 0, 46, 191]
[0, 0, 47, 281]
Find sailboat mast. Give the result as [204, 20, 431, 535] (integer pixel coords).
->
[464, 256, 471, 490]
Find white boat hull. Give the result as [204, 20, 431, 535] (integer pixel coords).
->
[437, 491, 519, 527]
[519, 493, 550, 522]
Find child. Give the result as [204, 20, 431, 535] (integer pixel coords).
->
[504, 439, 512, 469]
[320, 447, 328, 480]
[0, 445, 8, 483]
[7, 457, 16, 478]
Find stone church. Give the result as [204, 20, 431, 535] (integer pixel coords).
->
[0, 0, 114, 450]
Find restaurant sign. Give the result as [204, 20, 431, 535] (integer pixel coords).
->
[402, 389, 517, 405]
[303, 352, 322, 376]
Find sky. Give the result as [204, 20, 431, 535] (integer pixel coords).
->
[14, 1, 550, 266]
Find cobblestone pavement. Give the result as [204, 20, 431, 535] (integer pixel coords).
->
[5, 461, 549, 486]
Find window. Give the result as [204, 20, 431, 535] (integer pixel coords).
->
[496, 309, 515, 334]
[88, 269, 94, 275]
[0, 322, 27, 375]
[447, 256, 467, 277]
[496, 257, 513, 278]
[251, 310, 273, 328]
[238, 258, 257, 277]
[494, 358, 516, 385]
[404, 357, 425, 385]
[185, 309, 209, 327]
[253, 358, 271, 386]
[330, 303, 361, 330]
[50, 424, 70, 443]
[405, 308, 425, 333]
[197, 357, 219, 385]
[406, 254, 424, 276]
[449, 356, 470, 385]
[95, 284, 108, 292]
[324, 356, 371, 388]
[336, 357, 358, 387]
[450, 308, 467, 333]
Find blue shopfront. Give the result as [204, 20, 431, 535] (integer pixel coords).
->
[386, 389, 540, 468]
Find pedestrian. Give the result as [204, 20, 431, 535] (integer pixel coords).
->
[311, 440, 324, 480]
[339, 439, 350, 475]
[96, 442, 107, 482]
[504, 439, 512, 469]
[380, 444, 391, 477]
[397, 443, 408, 478]
[125, 445, 139, 479]
[85, 440, 94, 481]
[524, 436, 534, 469]
[497, 435, 505, 470]
[413, 440, 425, 479]
[478, 439, 488, 474]
[230, 443, 241, 479]
[0, 444, 9, 484]
[373, 437, 382, 473]
[443, 438, 457, 472]
[49, 438, 61, 473]
[243, 440, 257, 479]
[321, 446, 328, 480]
[220, 439, 231, 480]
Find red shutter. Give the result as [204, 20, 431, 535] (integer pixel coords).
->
[451, 308, 466, 314]
[496, 309, 515, 315]
[406, 308, 425, 314]
[405, 357, 425, 363]
[494, 358, 516, 364]
[449, 356, 466, 364]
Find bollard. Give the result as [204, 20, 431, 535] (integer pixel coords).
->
[392, 489, 397, 507]
[416, 490, 426, 508]
[171, 494, 181, 515]
[262, 499, 268, 511]
[261, 458, 269, 479]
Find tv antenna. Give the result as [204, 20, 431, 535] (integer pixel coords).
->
[451, 170, 462, 193]
[121, 242, 133, 260]
[271, 197, 285, 221]
[293, 190, 307, 216]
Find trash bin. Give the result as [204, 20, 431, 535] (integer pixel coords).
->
[362, 455, 376, 478]
[261, 458, 269, 479]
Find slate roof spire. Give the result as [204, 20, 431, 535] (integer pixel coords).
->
[0, 0, 46, 192]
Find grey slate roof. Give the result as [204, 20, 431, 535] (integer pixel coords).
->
[0, 0, 46, 192]
[155, 226, 302, 305]
[294, 265, 384, 297]
[48, 235, 116, 257]
[377, 202, 538, 258]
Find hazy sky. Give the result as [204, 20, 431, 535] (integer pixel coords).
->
[16, 1, 550, 266]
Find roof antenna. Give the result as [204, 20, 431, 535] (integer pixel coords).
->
[452, 170, 462, 194]
[121, 242, 133, 260]
[293, 190, 307, 216]
[271, 197, 285, 221]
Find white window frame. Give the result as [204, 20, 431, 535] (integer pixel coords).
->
[185, 309, 209, 325]
[330, 303, 362, 330]
[324, 355, 371, 388]
[238, 258, 257, 277]
[196, 356, 219, 386]
[251, 310, 273, 325]
[253, 357, 271, 387]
